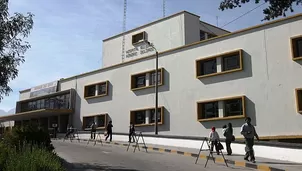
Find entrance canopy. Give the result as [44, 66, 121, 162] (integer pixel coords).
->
[0, 109, 73, 122]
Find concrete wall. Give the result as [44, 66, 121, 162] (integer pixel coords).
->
[57, 16, 302, 138]
[102, 13, 186, 68]
[19, 90, 30, 101]
[184, 12, 229, 44]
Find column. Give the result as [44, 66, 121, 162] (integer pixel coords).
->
[48, 117, 51, 129]
[95, 84, 99, 96]
[58, 115, 61, 132]
[216, 57, 222, 73]
[145, 110, 150, 124]
[218, 101, 224, 118]
[145, 73, 150, 87]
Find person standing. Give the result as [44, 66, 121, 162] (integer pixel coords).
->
[128, 122, 135, 143]
[209, 127, 220, 155]
[105, 121, 113, 142]
[90, 122, 97, 140]
[240, 117, 259, 163]
[223, 123, 234, 155]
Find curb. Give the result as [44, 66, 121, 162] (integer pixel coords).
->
[56, 138, 286, 171]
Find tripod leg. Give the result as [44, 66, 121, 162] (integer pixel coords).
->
[140, 134, 147, 153]
[126, 137, 132, 151]
[195, 140, 205, 164]
[133, 135, 140, 153]
[220, 150, 228, 167]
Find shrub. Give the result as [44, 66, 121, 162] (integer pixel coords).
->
[4, 145, 65, 171]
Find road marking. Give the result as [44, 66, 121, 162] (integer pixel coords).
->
[102, 151, 110, 154]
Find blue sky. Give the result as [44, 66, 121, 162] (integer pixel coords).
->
[0, 0, 301, 112]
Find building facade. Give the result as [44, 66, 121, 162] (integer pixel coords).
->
[1, 11, 302, 140]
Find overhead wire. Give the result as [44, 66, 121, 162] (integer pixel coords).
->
[221, 2, 266, 28]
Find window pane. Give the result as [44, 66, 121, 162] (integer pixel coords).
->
[83, 116, 95, 129]
[222, 54, 240, 71]
[150, 72, 161, 85]
[134, 111, 146, 124]
[150, 109, 162, 123]
[96, 115, 106, 127]
[296, 39, 302, 57]
[86, 85, 96, 97]
[135, 75, 146, 88]
[224, 98, 243, 117]
[132, 32, 144, 44]
[98, 83, 107, 95]
[201, 102, 218, 119]
[298, 90, 302, 111]
[200, 30, 206, 41]
[200, 59, 217, 75]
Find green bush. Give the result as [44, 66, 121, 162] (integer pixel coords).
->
[0, 123, 65, 171]
[2, 123, 54, 152]
[4, 145, 65, 171]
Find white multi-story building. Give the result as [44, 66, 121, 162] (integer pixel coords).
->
[1, 11, 302, 142]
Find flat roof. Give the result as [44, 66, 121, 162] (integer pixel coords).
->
[19, 12, 302, 93]
[103, 11, 201, 42]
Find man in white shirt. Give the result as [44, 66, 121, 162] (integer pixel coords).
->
[209, 127, 220, 155]
[240, 117, 259, 163]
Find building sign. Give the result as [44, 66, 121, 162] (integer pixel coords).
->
[29, 81, 58, 98]
[126, 44, 155, 58]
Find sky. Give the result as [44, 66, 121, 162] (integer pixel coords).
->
[0, 0, 301, 113]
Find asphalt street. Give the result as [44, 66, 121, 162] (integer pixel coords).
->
[53, 140, 255, 171]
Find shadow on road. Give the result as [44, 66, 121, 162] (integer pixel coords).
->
[62, 158, 141, 171]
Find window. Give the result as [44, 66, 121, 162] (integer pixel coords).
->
[150, 108, 162, 123]
[197, 96, 245, 121]
[131, 68, 164, 91]
[198, 58, 217, 76]
[150, 71, 161, 86]
[83, 116, 95, 129]
[84, 81, 108, 99]
[86, 85, 96, 97]
[97, 82, 107, 96]
[135, 74, 146, 88]
[83, 114, 108, 130]
[200, 30, 206, 41]
[224, 98, 243, 117]
[130, 107, 164, 126]
[132, 32, 146, 44]
[196, 49, 243, 78]
[296, 88, 302, 113]
[291, 35, 302, 60]
[198, 102, 219, 119]
[222, 53, 241, 71]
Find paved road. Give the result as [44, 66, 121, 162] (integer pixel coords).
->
[53, 140, 254, 171]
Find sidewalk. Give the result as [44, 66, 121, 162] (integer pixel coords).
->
[57, 138, 302, 171]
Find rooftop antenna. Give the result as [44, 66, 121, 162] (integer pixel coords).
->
[216, 16, 218, 27]
[163, 0, 166, 18]
[121, 0, 127, 62]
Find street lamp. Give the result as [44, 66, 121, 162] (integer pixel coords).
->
[145, 41, 159, 135]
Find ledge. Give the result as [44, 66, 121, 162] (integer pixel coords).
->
[84, 94, 108, 100]
[198, 115, 245, 122]
[196, 68, 242, 79]
[84, 127, 105, 131]
[134, 122, 163, 127]
[131, 83, 163, 91]
[293, 56, 302, 61]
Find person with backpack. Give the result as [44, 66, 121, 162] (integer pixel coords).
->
[209, 127, 220, 155]
[223, 123, 234, 155]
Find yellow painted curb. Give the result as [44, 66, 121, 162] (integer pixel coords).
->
[257, 165, 271, 171]
[235, 161, 246, 167]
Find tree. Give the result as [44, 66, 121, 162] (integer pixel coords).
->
[219, 0, 302, 21]
[0, 0, 33, 102]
